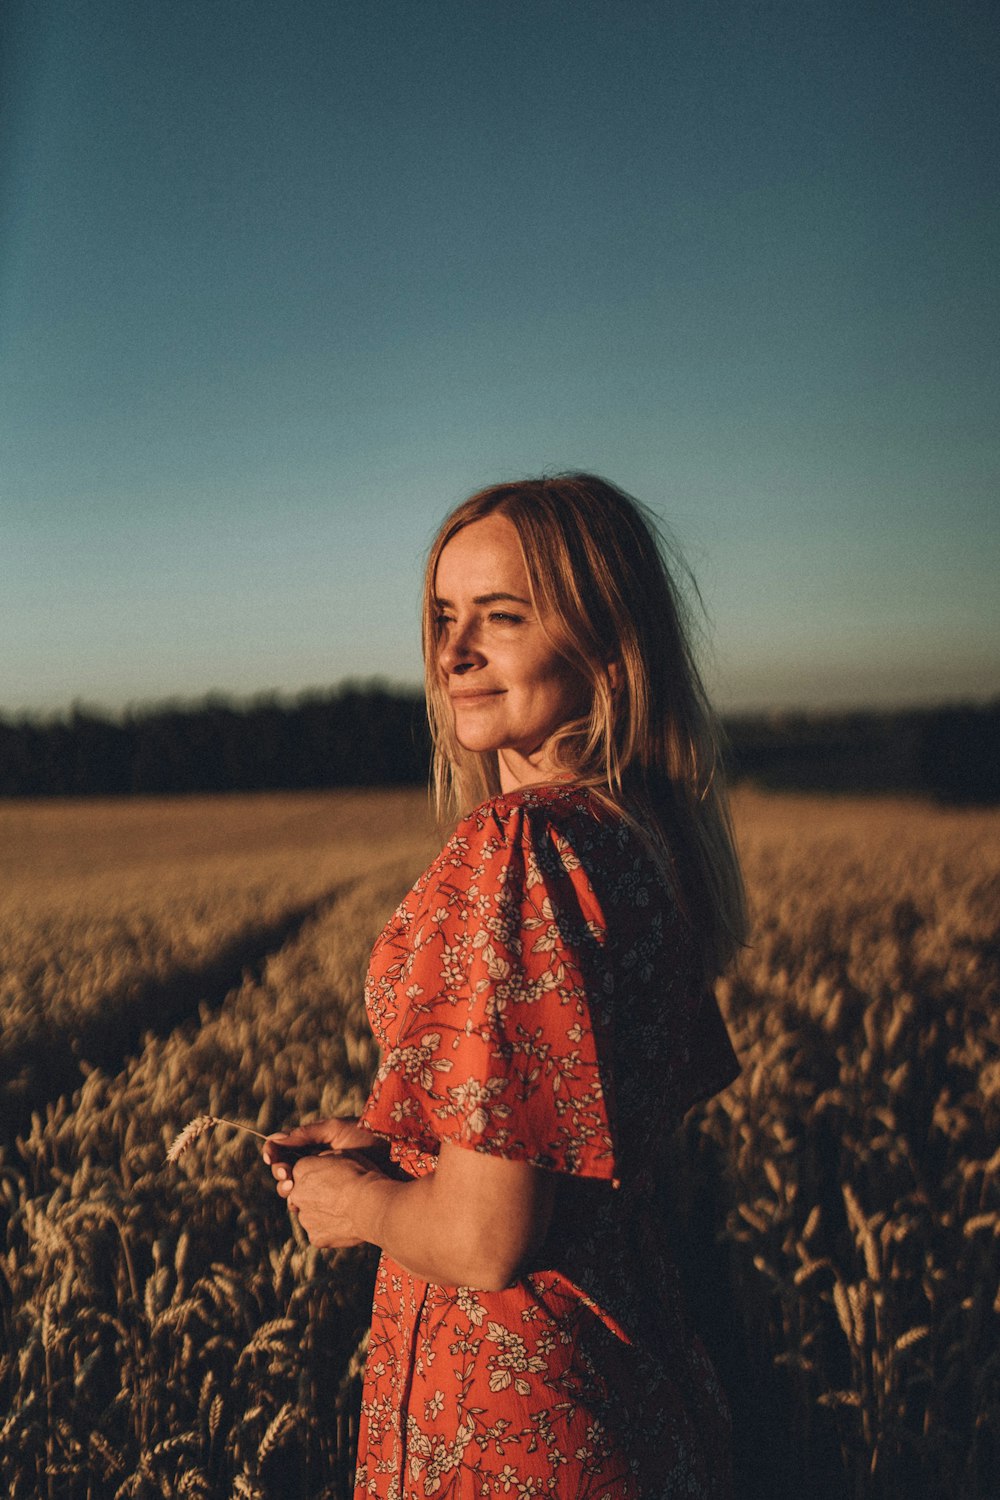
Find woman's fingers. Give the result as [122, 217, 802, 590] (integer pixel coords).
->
[262, 1116, 379, 1179]
[265, 1116, 365, 1154]
[262, 1122, 327, 1171]
[264, 1143, 325, 1182]
[280, 1153, 371, 1249]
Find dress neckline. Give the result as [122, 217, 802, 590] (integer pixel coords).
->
[466, 782, 598, 821]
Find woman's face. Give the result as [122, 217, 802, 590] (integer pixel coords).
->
[433, 514, 589, 792]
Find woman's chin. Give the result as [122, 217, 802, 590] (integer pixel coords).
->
[452, 721, 504, 753]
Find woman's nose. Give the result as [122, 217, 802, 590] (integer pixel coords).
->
[439, 621, 483, 674]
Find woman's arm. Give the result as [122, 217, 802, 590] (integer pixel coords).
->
[264, 1132, 556, 1291]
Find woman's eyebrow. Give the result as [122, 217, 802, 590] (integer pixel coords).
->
[434, 591, 532, 608]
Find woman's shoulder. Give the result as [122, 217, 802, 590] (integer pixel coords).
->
[407, 785, 656, 917]
[449, 783, 659, 889]
[450, 782, 622, 858]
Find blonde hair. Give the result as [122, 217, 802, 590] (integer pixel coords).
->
[422, 473, 748, 980]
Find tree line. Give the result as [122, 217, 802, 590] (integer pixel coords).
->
[0, 685, 430, 797]
[724, 700, 999, 804]
[0, 686, 996, 803]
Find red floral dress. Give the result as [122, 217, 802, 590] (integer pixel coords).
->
[357, 785, 739, 1500]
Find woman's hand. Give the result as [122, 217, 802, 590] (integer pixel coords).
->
[263, 1117, 392, 1251]
[275, 1151, 376, 1249]
[262, 1115, 385, 1181]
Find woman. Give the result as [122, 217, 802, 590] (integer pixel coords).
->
[264, 474, 747, 1499]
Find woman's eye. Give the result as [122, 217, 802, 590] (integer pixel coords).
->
[489, 611, 523, 624]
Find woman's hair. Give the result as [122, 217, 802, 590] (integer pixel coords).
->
[422, 472, 748, 980]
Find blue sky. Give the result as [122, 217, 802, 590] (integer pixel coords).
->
[2, 0, 997, 716]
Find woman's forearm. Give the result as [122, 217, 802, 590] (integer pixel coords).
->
[351, 1169, 510, 1287]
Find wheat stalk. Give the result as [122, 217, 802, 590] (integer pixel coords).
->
[164, 1115, 269, 1163]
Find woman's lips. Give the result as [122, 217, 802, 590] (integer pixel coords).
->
[450, 690, 504, 702]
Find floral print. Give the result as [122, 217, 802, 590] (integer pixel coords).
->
[356, 786, 739, 1499]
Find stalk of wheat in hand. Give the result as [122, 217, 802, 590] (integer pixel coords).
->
[165, 1114, 269, 1163]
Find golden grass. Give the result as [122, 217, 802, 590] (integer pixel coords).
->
[0, 787, 997, 1499]
[0, 790, 437, 1122]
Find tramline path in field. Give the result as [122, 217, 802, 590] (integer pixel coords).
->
[0, 790, 438, 1139]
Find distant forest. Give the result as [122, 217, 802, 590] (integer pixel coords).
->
[0, 685, 997, 804]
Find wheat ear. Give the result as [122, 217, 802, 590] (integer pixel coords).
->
[165, 1114, 269, 1163]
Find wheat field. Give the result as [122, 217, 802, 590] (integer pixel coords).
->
[0, 788, 997, 1499]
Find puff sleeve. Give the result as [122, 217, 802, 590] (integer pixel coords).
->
[360, 797, 618, 1180]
